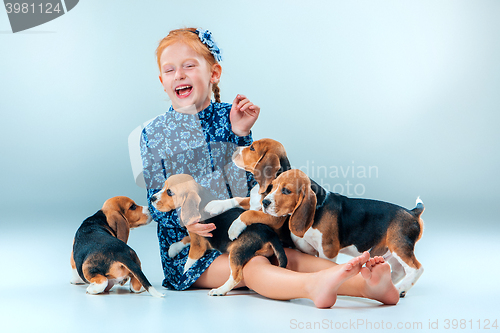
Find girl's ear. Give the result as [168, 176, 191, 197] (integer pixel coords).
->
[211, 63, 222, 84]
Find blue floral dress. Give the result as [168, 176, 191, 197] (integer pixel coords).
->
[140, 101, 255, 290]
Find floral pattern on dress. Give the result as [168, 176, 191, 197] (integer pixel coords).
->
[140, 101, 255, 290]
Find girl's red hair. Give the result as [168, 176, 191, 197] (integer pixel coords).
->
[156, 28, 221, 103]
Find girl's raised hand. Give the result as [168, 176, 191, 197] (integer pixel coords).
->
[230, 94, 260, 137]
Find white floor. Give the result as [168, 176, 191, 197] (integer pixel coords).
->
[1, 214, 498, 333]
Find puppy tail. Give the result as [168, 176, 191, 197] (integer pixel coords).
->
[121, 256, 164, 298]
[269, 234, 288, 269]
[411, 196, 425, 217]
[411, 197, 425, 242]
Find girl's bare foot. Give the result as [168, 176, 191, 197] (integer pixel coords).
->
[360, 256, 400, 305]
[308, 251, 370, 308]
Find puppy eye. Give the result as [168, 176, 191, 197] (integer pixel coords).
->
[130, 204, 137, 210]
[249, 145, 255, 151]
[282, 188, 291, 195]
[167, 189, 174, 196]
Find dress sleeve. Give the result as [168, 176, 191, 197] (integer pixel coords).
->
[140, 127, 176, 226]
[233, 131, 253, 147]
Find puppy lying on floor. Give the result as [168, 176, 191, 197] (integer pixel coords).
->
[71, 196, 164, 298]
[151, 174, 287, 296]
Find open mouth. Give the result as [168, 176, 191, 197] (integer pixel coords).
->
[175, 85, 193, 98]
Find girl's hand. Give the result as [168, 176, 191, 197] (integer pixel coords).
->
[230, 94, 260, 137]
[186, 221, 216, 237]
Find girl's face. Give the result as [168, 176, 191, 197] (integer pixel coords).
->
[159, 42, 221, 112]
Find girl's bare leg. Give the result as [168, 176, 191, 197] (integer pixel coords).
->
[193, 249, 399, 307]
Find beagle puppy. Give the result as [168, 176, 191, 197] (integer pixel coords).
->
[252, 169, 425, 297]
[151, 174, 287, 296]
[203, 138, 293, 245]
[209, 138, 425, 297]
[71, 196, 163, 298]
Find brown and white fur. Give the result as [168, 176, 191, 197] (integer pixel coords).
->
[207, 138, 425, 297]
[71, 196, 163, 297]
[260, 169, 425, 297]
[151, 174, 287, 296]
[204, 138, 293, 245]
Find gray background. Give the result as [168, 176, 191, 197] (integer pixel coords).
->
[1, 1, 499, 332]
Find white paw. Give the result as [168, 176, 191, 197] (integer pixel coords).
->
[228, 218, 247, 241]
[208, 287, 228, 296]
[183, 258, 197, 273]
[168, 241, 189, 258]
[86, 281, 108, 295]
[119, 276, 130, 286]
[130, 283, 145, 293]
[70, 268, 85, 285]
[204, 199, 234, 216]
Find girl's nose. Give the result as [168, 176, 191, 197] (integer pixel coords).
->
[174, 68, 186, 81]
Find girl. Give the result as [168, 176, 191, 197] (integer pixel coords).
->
[140, 28, 399, 308]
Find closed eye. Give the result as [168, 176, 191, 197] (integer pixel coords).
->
[282, 188, 291, 195]
[167, 189, 174, 196]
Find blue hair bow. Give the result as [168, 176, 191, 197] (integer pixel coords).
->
[195, 29, 223, 62]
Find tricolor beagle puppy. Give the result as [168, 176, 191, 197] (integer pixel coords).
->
[245, 169, 425, 297]
[70, 196, 164, 298]
[204, 138, 293, 245]
[209, 138, 425, 297]
[151, 174, 287, 296]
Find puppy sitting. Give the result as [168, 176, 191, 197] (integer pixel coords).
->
[71, 196, 163, 298]
[151, 174, 287, 296]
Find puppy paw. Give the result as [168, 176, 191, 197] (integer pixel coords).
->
[228, 217, 247, 241]
[86, 281, 108, 295]
[168, 241, 189, 258]
[70, 268, 86, 285]
[208, 288, 228, 296]
[183, 258, 198, 273]
[204, 199, 234, 216]
[130, 284, 145, 293]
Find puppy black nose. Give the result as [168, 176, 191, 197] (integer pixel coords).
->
[262, 199, 271, 209]
[151, 196, 157, 203]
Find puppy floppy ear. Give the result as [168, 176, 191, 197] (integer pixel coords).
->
[289, 185, 317, 238]
[254, 153, 281, 194]
[179, 191, 202, 226]
[106, 211, 130, 243]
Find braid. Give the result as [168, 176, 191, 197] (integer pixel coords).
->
[213, 83, 221, 103]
